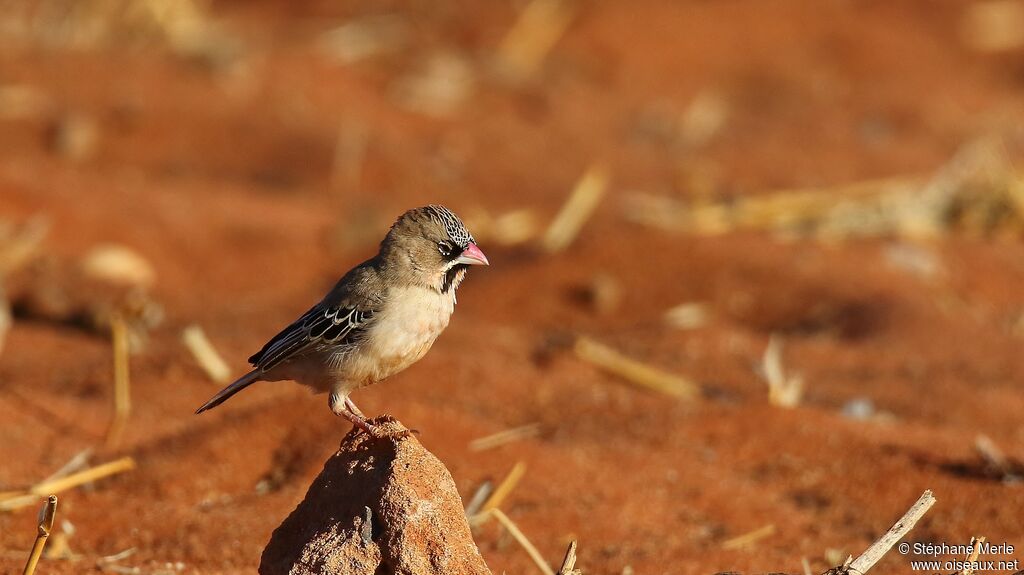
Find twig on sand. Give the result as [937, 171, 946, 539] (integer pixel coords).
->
[105, 314, 131, 448]
[0, 216, 50, 358]
[469, 423, 541, 451]
[574, 336, 699, 399]
[959, 536, 986, 575]
[99, 547, 137, 564]
[762, 335, 804, 408]
[0, 216, 50, 276]
[542, 165, 609, 253]
[623, 139, 1023, 240]
[557, 540, 580, 575]
[0, 457, 135, 512]
[22, 495, 56, 575]
[38, 449, 93, 486]
[490, 508, 554, 575]
[722, 524, 776, 550]
[475, 461, 527, 521]
[495, 0, 574, 81]
[975, 435, 1008, 470]
[844, 490, 937, 574]
[463, 481, 493, 518]
[973, 434, 1021, 481]
[182, 324, 231, 383]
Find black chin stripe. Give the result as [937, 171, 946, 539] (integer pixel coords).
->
[442, 264, 468, 293]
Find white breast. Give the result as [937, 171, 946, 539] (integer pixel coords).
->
[336, 285, 456, 389]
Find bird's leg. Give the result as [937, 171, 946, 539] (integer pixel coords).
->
[329, 391, 376, 434]
[344, 396, 365, 418]
[341, 394, 418, 438]
[331, 392, 415, 439]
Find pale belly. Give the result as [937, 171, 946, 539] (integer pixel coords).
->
[331, 286, 455, 391]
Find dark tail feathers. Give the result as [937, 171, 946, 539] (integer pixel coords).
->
[195, 370, 261, 414]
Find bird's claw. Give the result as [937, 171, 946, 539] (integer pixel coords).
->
[330, 395, 416, 439]
[365, 425, 416, 440]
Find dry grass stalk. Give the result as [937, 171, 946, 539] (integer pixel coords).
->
[33, 457, 134, 497]
[465, 208, 540, 247]
[0, 457, 136, 511]
[0, 216, 46, 358]
[1, 494, 44, 511]
[664, 302, 709, 330]
[391, 52, 475, 117]
[574, 336, 699, 399]
[490, 508, 555, 575]
[721, 524, 775, 550]
[973, 434, 1021, 482]
[0, 217, 50, 275]
[847, 490, 936, 574]
[478, 461, 527, 517]
[762, 335, 804, 408]
[542, 165, 609, 253]
[39, 449, 93, 486]
[181, 324, 231, 383]
[623, 177, 919, 236]
[80, 244, 155, 288]
[42, 519, 77, 561]
[583, 273, 622, 315]
[6, 0, 237, 64]
[463, 481, 493, 518]
[679, 90, 729, 148]
[102, 563, 149, 575]
[22, 495, 57, 575]
[625, 139, 1024, 240]
[801, 556, 813, 575]
[51, 113, 99, 162]
[492, 209, 540, 246]
[959, 536, 986, 575]
[105, 314, 131, 448]
[824, 548, 847, 567]
[974, 435, 1009, 473]
[98, 548, 137, 565]
[495, 0, 574, 81]
[469, 423, 541, 451]
[557, 540, 580, 575]
[317, 15, 406, 64]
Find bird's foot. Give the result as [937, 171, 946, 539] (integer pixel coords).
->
[330, 394, 415, 439]
[373, 426, 417, 439]
[330, 392, 374, 433]
[347, 413, 380, 435]
[344, 396, 366, 417]
[362, 418, 417, 439]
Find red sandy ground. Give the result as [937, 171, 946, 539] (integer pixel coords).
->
[2, 1, 1024, 573]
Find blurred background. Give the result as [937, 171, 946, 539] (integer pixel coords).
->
[2, 0, 1024, 573]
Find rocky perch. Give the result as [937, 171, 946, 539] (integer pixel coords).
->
[259, 417, 492, 575]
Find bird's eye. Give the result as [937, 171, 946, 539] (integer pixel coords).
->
[437, 242, 452, 257]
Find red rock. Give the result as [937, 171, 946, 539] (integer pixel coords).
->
[260, 417, 492, 575]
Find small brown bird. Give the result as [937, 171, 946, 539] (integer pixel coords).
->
[196, 205, 488, 433]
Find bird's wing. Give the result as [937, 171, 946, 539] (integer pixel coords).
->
[247, 260, 384, 373]
[248, 302, 375, 373]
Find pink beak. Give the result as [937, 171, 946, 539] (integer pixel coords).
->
[456, 242, 489, 266]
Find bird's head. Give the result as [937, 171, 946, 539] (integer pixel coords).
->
[381, 205, 489, 292]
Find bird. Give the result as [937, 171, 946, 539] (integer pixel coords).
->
[195, 205, 488, 434]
